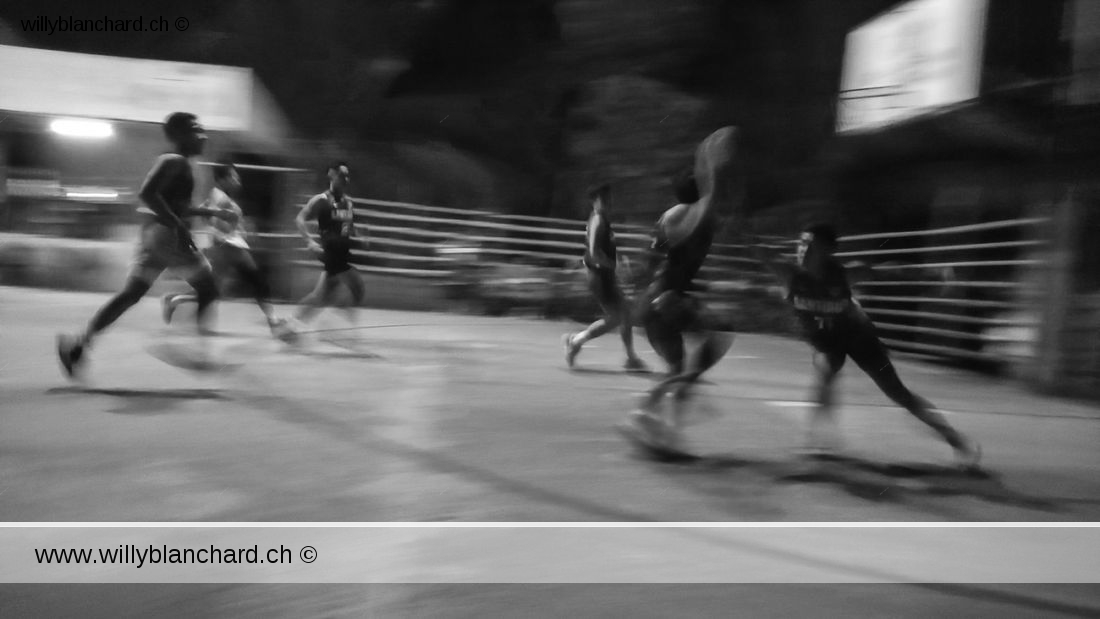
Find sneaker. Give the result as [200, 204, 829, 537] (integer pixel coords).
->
[620, 409, 683, 454]
[268, 316, 287, 337]
[955, 439, 983, 472]
[272, 318, 302, 344]
[161, 294, 178, 324]
[57, 334, 85, 378]
[624, 357, 649, 373]
[562, 333, 580, 368]
[630, 408, 665, 435]
[617, 410, 658, 444]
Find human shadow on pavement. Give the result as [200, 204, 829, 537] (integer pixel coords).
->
[773, 454, 1064, 512]
[284, 348, 384, 360]
[635, 450, 1077, 515]
[564, 366, 659, 378]
[47, 386, 229, 415]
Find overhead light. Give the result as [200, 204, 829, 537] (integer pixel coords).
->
[65, 190, 119, 200]
[50, 118, 114, 139]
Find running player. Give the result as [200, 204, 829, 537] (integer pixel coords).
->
[57, 112, 226, 377]
[289, 162, 367, 329]
[619, 127, 742, 451]
[562, 183, 647, 371]
[161, 161, 285, 336]
[755, 223, 982, 469]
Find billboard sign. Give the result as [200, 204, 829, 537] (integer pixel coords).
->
[0, 44, 253, 131]
[836, 0, 988, 133]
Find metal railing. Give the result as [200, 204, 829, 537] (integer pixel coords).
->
[839, 217, 1048, 364]
[266, 196, 1047, 365]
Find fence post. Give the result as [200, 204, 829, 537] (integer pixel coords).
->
[1028, 191, 1079, 390]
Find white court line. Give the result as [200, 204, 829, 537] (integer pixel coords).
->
[766, 399, 962, 417]
[8, 521, 1099, 527]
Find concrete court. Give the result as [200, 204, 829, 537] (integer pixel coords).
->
[2, 285, 1098, 523]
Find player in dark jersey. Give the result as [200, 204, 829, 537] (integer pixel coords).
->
[619, 127, 742, 451]
[57, 112, 232, 377]
[161, 161, 286, 337]
[288, 162, 367, 330]
[756, 223, 982, 469]
[562, 183, 647, 371]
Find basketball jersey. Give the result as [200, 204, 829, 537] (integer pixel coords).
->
[314, 191, 355, 243]
[583, 212, 616, 270]
[786, 261, 857, 333]
[651, 204, 716, 293]
[206, 187, 248, 249]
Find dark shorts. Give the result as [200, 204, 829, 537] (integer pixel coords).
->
[641, 285, 712, 332]
[320, 239, 353, 275]
[805, 313, 891, 372]
[129, 222, 211, 283]
[586, 268, 624, 314]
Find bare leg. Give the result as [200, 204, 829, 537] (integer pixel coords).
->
[234, 249, 279, 325]
[663, 331, 735, 429]
[806, 350, 845, 453]
[83, 276, 153, 346]
[337, 269, 367, 324]
[641, 309, 686, 409]
[186, 268, 220, 335]
[294, 272, 340, 324]
[849, 328, 980, 467]
[618, 304, 643, 364]
[577, 315, 617, 343]
[864, 360, 967, 450]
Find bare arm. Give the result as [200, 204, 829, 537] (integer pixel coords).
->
[751, 243, 798, 287]
[586, 214, 616, 270]
[296, 197, 323, 252]
[187, 191, 241, 224]
[187, 203, 239, 223]
[138, 155, 188, 230]
[842, 260, 875, 285]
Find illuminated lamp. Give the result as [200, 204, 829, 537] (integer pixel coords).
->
[49, 118, 114, 139]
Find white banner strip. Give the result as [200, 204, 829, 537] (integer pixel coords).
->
[2, 527, 1098, 584]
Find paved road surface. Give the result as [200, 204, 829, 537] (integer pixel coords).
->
[4, 287, 1100, 616]
[4, 286, 1098, 523]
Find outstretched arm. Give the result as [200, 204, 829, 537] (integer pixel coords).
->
[751, 242, 798, 287]
[842, 260, 875, 285]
